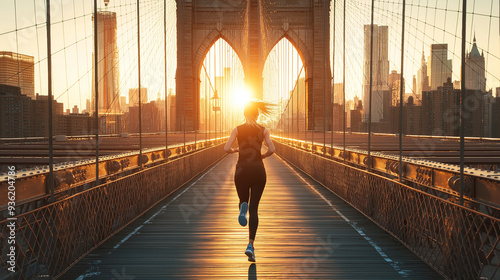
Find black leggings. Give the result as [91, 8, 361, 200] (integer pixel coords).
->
[234, 164, 267, 240]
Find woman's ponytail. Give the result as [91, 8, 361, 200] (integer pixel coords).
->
[243, 100, 275, 127]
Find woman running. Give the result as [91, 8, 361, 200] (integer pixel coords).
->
[224, 100, 275, 262]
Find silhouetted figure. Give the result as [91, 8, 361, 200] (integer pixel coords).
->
[224, 100, 275, 262]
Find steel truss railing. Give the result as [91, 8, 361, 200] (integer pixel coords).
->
[0, 137, 227, 217]
[272, 135, 500, 212]
[275, 140, 500, 280]
[0, 143, 225, 279]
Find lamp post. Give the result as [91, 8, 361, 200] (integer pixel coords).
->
[211, 90, 221, 141]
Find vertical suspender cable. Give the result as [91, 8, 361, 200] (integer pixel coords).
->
[14, 1, 20, 91]
[287, 39, 289, 138]
[207, 59, 210, 143]
[368, 0, 374, 171]
[182, 2, 186, 150]
[331, 0, 336, 157]
[295, 48, 298, 142]
[343, 0, 346, 162]
[399, 0, 406, 182]
[205, 63, 208, 143]
[47, 0, 54, 201]
[460, 0, 467, 205]
[288, 38, 291, 139]
[219, 41, 225, 138]
[323, 1, 327, 156]
[310, 3, 316, 153]
[218, 43, 220, 141]
[280, 41, 283, 139]
[214, 45, 217, 142]
[194, 5, 197, 148]
[305, 4, 308, 148]
[219, 42, 221, 141]
[209, 51, 212, 141]
[164, 0, 169, 157]
[93, 0, 99, 187]
[137, 0, 143, 168]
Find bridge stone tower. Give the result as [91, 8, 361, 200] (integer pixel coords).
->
[176, 0, 332, 131]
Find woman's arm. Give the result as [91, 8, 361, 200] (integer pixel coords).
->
[224, 127, 239, 153]
[261, 128, 275, 159]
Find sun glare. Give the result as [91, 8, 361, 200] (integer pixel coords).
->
[232, 86, 251, 107]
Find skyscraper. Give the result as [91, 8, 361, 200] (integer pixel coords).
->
[0, 84, 32, 137]
[388, 70, 404, 106]
[428, 44, 452, 90]
[129, 88, 148, 107]
[120, 96, 128, 112]
[85, 99, 91, 113]
[0, 52, 35, 99]
[416, 50, 430, 97]
[362, 24, 390, 123]
[465, 36, 486, 92]
[332, 83, 344, 105]
[92, 10, 120, 115]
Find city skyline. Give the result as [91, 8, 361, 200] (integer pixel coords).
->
[0, 0, 499, 112]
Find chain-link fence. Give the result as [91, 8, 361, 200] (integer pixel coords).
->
[275, 141, 500, 280]
[0, 144, 225, 280]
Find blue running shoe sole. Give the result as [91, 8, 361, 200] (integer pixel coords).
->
[245, 248, 256, 262]
[239, 202, 248, 226]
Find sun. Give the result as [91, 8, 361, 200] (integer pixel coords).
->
[231, 86, 251, 107]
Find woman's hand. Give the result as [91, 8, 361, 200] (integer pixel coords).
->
[224, 128, 238, 154]
[261, 150, 273, 159]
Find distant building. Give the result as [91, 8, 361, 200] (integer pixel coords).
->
[465, 36, 486, 92]
[421, 78, 458, 136]
[72, 105, 79, 114]
[120, 96, 128, 112]
[0, 84, 32, 137]
[428, 44, 452, 90]
[421, 78, 491, 137]
[128, 101, 161, 133]
[392, 96, 422, 135]
[129, 87, 148, 107]
[0, 52, 35, 99]
[493, 97, 500, 137]
[92, 11, 120, 115]
[32, 94, 65, 137]
[388, 70, 405, 107]
[332, 103, 344, 131]
[350, 100, 363, 132]
[345, 99, 355, 128]
[412, 75, 417, 100]
[85, 98, 91, 113]
[416, 50, 430, 97]
[362, 24, 389, 123]
[168, 91, 176, 131]
[155, 98, 167, 132]
[0, 85, 93, 137]
[63, 113, 91, 136]
[332, 83, 344, 105]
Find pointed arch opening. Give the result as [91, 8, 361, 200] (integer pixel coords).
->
[199, 38, 245, 138]
[263, 37, 306, 131]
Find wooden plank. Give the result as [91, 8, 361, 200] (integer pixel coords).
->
[63, 154, 442, 279]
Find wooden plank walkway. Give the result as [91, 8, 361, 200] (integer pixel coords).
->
[64, 154, 443, 279]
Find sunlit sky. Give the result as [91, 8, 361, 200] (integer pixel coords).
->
[0, 0, 499, 112]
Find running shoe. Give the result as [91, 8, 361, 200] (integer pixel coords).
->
[245, 244, 256, 262]
[239, 202, 248, 226]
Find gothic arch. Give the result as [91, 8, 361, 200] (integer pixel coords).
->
[176, 0, 331, 131]
[194, 30, 247, 82]
[263, 30, 313, 78]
